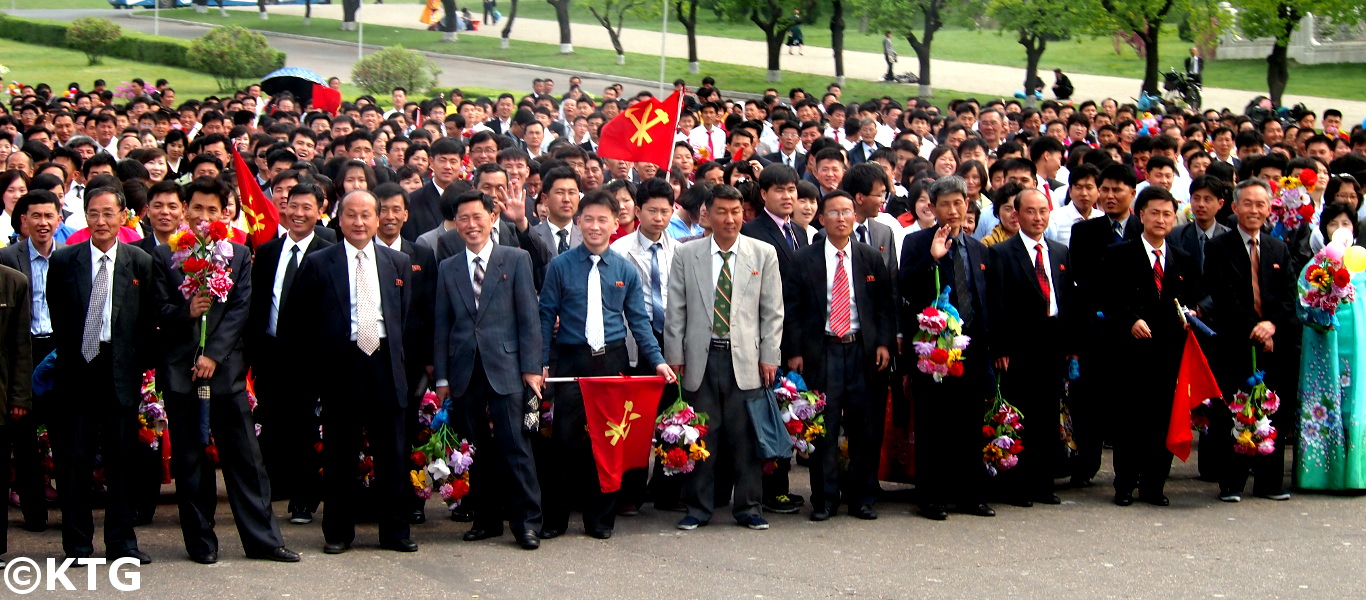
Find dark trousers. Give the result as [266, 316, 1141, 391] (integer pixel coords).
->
[811, 340, 883, 509]
[1069, 335, 1108, 482]
[256, 340, 323, 513]
[405, 354, 430, 514]
[165, 389, 284, 556]
[1215, 342, 1292, 496]
[10, 335, 56, 527]
[454, 353, 543, 535]
[544, 342, 628, 534]
[1002, 344, 1066, 499]
[912, 366, 988, 507]
[619, 331, 681, 509]
[1113, 339, 1182, 497]
[50, 345, 140, 555]
[322, 341, 410, 545]
[885, 57, 896, 80]
[681, 345, 762, 523]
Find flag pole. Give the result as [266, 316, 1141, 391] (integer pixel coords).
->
[658, 0, 668, 96]
[546, 376, 668, 383]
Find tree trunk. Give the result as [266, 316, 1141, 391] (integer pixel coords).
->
[1267, 41, 1289, 108]
[765, 30, 783, 81]
[1023, 36, 1045, 108]
[858, 14, 867, 35]
[831, 0, 845, 86]
[1141, 28, 1160, 96]
[549, 0, 573, 53]
[501, 0, 519, 48]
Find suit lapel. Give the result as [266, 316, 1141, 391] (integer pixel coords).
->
[329, 247, 351, 317]
[691, 242, 713, 309]
[1012, 240, 1044, 301]
[479, 249, 509, 319]
[377, 250, 402, 341]
[112, 243, 133, 330]
[74, 242, 92, 321]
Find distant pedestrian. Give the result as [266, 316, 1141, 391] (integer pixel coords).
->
[883, 32, 897, 82]
[1052, 69, 1074, 100]
[787, 10, 804, 56]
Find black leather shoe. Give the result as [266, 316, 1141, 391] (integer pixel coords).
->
[538, 528, 564, 540]
[849, 505, 878, 520]
[516, 532, 540, 550]
[920, 504, 948, 521]
[449, 507, 473, 522]
[1006, 498, 1034, 508]
[1139, 494, 1170, 506]
[810, 506, 831, 521]
[380, 538, 419, 552]
[21, 521, 47, 533]
[963, 503, 995, 517]
[1114, 492, 1135, 506]
[322, 542, 350, 555]
[247, 547, 301, 562]
[410, 510, 427, 525]
[112, 548, 154, 565]
[587, 529, 613, 540]
[188, 550, 218, 565]
[1034, 495, 1063, 505]
[462, 527, 503, 542]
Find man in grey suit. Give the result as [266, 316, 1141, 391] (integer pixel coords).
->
[530, 167, 583, 257]
[666, 184, 784, 532]
[434, 191, 544, 551]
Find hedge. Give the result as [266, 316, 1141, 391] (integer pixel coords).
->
[0, 15, 284, 75]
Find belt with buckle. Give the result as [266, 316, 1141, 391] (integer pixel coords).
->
[709, 338, 731, 351]
[591, 346, 606, 356]
[826, 332, 859, 344]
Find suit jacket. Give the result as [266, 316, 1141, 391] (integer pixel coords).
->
[986, 235, 1076, 360]
[433, 245, 541, 397]
[531, 220, 582, 259]
[132, 235, 159, 256]
[1200, 229, 1298, 347]
[1102, 240, 1204, 389]
[402, 181, 444, 242]
[1169, 221, 1230, 274]
[0, 238, 33, 280]
[814, 219, 901, 326]
[898, 227, 990, 346]
[664, 235, 784, 392]
[387, 236, 437, 370]
[47, 241, 158, 408]
[1069, 214, 1142, 321]
[154, 242, 253, 395]
[437, 219, 553, 290]
[283, 241, 412, 408]
[848, 142, 885, 165]
[246, 233, 333, 367]
[782, 240, 893, 390]
[416, 225, 448, 252]
[740, 214, 808, 276]
[268, 225, 336, 244]
[763, 151, 806, 176]
[0, 264, 32, 425]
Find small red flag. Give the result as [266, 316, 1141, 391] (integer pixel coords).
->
[578, 375, 668, 493]
[1167, 329, 1222, 461]
[597, 91, 681, 170]
[231, 146, 279, 249]
[311, 83, 342, 116]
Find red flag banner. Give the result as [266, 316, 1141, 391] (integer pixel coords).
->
[596, 90, 681, 170]
[231, 147, 279, 249]
[579, 375, 668, 493]
[311, 83, 342, 116]
[1167, 329, 1222, 461]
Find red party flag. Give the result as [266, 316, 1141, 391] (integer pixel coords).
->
[578, 375, 668, 493]
[231, 146, 279, 249]
[597, 91, 681, 170]
[311, 83, 342, 116]
[1167, 329, 1222, 461]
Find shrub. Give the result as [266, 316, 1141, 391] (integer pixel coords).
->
[351, 46, 441, 96]
[66, 17, 122, 66]
[187, 26, 280, 91]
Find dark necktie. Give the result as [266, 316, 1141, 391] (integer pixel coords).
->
[1197, 231, 1208, 271]
[713, 251, 733, 337]
[472, 256, 485, 309]
[857, 224, 869, 245]
[649, 242, 665, 333]
[783, 222, 797, 251]
[557, 229, 569, 254]
[952, 235, 973, 325]
[1035, 243, 1050, 315]
[1152, 248, 1165, 294]
[280, 245, 300, 311]
[1112, 219, 1125, 243]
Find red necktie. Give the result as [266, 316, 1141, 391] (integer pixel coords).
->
[1034, 243, 1051, 314]
[830, 250, 851, 337]
[1152, 248, 1164, 294]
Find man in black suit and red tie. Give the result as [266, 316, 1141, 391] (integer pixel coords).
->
[247, 182, 333, 526]
[987, 188, 1074, 507]
[1201, 178, 1298, 503]
[285, 188, 418, 555]
[899, 175, 994, 521]
[1066, 163, 1144, 488]
[783, 190, 893, 522]
[1102, 187, 1204, 507]
[46, 186, 158, 564]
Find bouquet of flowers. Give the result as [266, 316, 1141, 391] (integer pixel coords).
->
[771, 371, 827, 457]
[1299, 237, 1357, 331]
[409, 396, 475, 509]
[654, 396, 710, 476]
[137, 369, 168, 450]
[5, 81, 22, 97]
[912, 268, 971, 382]
[1228, 353, 1280, 456]
[982, 378, 1025, 476]
[168, 220, 235, 393]
[1267, 168, 1319, 241]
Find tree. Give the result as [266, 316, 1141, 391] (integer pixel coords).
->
[830, 0, 846, 86]
[714, 0, 815, 82]
[987, 0, 1092, 107]
[442, 0, 459, 41]
[1093, 0, 1179, 97]
[584, 0, 659, 65]
[1233, 0, 1359, 107]
[851, 0, 983, 97]
[188, 26, 281, 91]
[547, 0, 574, 53]
[66, 17, 121, 66]
[501, 0, 521, 49]
[674, 0, 701, 74]
[351, 46, 443, 95]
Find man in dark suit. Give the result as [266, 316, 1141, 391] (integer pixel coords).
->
[763, 121, 807, 176]
[784, 191, 893, 521]
[1201, 178, 1298, 503]
[1169, 175, 1231, 274]
[1066, 163, 1144, 488]
[285, 188, 417, 554]
[987, 188, 1075, 507]
[0, 263, 33, 568]
[899, 175, 994, 521]
[738, 164, 808, 514]
[247, 182, 333, 526]
[434, 191, 544, 550]
[154, 178, 297, 565]
[529, 167, 584, 259]
[436, 164, 553, 289]
[1102, 187, 1204, 507]
[848, 119, 885, 165]
[401, 137, 466, 240]
[46, 186, 157, 563]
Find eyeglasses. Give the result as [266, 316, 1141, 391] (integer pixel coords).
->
[824, 209, 855, 218]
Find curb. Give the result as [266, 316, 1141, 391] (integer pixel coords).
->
[127, 12, 765, 100]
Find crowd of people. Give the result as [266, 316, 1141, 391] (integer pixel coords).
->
[2, 70, 1366, 568]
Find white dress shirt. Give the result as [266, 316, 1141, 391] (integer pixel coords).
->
[824, 238, 860, 333]
[90, 242, 117, 342]
[344, 239, 386, 340]
[1046, 202, 1102, 245]
[1141, 236, 1168, 272]
[375, 235, 403, 252]
[1020, 233, 1058, 316]
[268, 231, 314, 336]
[547, 220, 576, 248]
[465, 239, 494, 293]
[688, 125, 727, 159]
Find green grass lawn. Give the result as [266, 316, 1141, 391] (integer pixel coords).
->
[150, 8, 980, 104]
